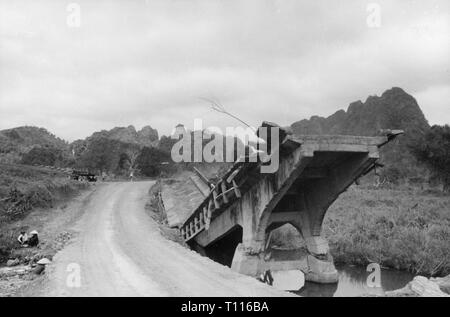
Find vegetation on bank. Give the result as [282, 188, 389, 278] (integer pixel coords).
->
[0, 164, 88, 263]
[305, 126, 449, 276]
[270, 184, 449, 276]
[323, 186, 450, 276]
[410, 124, 450, 192]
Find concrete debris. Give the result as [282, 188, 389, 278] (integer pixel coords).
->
[271, 270, 305, 291]
[0, 265, 33, 278]
[386, 276, 450, 297]
[430, 275, 450, 295]
[6, 259, 20, 267]
[36, 258, 51, 265]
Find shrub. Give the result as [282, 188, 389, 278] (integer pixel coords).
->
[323, 186, 450, 276]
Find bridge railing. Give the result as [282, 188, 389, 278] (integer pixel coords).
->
[179, 125, 299, 242]
[180, 162, 248, 242]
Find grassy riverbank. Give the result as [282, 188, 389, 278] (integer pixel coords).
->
[323, 186, 450, 276]
[0, 164, 89, 263]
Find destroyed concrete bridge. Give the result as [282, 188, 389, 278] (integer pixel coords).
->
[180, 122, 403, 283]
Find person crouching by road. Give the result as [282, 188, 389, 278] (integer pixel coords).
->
[27, 230, 39, 247]
[18, 231, 28, 246]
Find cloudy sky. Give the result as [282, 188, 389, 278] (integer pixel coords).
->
[0, 0, 448, 141]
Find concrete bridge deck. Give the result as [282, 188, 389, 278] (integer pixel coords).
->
[180, 123, 402, 283]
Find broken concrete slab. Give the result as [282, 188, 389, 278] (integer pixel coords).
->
[181, 126, 402, 284]
[386, 276, 450, 297]
[272, 270, 305, 291]
[430, 275, 450, 295]
[6, 259, 20, 267]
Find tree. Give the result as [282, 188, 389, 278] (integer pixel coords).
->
[125, 146, 141, 171]
[77, 138, 123, 173]
[76, 137, 145, 174]
[158, 135, 178, 154]
[21, 146, 64, 166]
[117, 145, 141, 175]
[136, 147, 171, 177]
[411, 125, 450, 192]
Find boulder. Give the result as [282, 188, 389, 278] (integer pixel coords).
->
[36, 258, 51, 265]
[386, 276, 450, 297]
[430, 275, 450, 295]
[6, 259, 19, 267]
[271, 270, 305, 291]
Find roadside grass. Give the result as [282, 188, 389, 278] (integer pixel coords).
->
[0, 164, 89, 263]
[145, 181, 187, 247]
[271, 186, 450, 277]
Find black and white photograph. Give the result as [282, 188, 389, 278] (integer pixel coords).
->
[0, 0, 449, 302]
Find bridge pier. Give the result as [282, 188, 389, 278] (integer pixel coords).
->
[231, 244, 338, 284]
[231, 207, 339, 283]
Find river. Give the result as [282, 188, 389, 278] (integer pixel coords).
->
[296, 265, 415, 297]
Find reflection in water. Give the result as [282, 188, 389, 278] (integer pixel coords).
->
[297, 265, 414, 297]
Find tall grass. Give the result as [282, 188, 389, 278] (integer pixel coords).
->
[269, 186, 449, 277]
[324, 187, 450, 276]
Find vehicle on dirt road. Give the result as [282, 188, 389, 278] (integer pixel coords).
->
[71, 170, 98, 182]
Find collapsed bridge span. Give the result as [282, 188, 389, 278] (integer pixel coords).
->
[180, 122, 403, 283]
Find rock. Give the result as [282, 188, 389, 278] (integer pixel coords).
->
[36, 258, 51, 265]
[271, 270, 305, 291]
[290, 87, 430, 179]
[430, 275, 450, 295]
[137, 126, 159, 145]
[386, 276, 450, 297]
[33, 265, 45, 275]
[0, 265, 33, 278]
[83, 125, 159, 148]
[6, 259, 19, 267]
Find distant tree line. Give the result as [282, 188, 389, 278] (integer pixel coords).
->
[410, 124, 450, 192]
[73, 137, 173, 177]
[21, 145, 71, 167]
[22, 125, 449, 190]
[19, 131, 249, 179]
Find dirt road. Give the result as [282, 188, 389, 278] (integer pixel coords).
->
[32, 181, 288, 297]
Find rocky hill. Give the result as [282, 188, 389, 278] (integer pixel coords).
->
[0, 126, 69, 164]
[71, 125, 158, 154]
[68, 125, 161, 175]
[0, 88, 431, 182]
[86, 125, 159, 147]
[291, 87, 431, 182]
